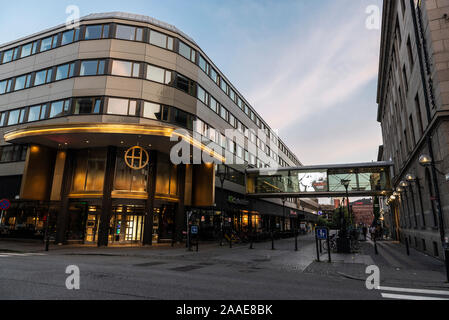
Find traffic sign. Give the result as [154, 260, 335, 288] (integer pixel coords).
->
[316, 227, 328, 240]
[191, 225, 199, 235]
[0, 199, 10, 210]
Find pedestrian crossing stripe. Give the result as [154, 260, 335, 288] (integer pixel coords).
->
[377, 286, 449, 300]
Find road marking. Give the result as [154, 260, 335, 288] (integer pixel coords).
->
[381, 293, 449, 300]
[0, 253, 47, 258]
[378, 286, 449, 296]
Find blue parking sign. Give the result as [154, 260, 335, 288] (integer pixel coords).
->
[316, 227, 328, 240]
[191, 226, 199, 235]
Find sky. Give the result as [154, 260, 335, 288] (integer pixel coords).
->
[0, 0, 384, 166]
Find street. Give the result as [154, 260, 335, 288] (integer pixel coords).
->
[1, 235, 448, 300]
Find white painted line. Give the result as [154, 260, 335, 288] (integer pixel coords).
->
[378, 286, 449, 296]
[381, 293, 449, 300]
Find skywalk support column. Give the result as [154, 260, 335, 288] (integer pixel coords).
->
[97, 146, 117, 247]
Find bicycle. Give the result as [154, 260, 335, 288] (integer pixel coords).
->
[323, 234, 337, 252]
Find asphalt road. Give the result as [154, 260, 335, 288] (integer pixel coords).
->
[0, 236, 384, 300]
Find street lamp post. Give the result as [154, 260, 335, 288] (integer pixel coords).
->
[419, 154, 449, 282]
[336, 179, 351, 253]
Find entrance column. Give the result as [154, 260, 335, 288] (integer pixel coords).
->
[174, 164, 186, 243]
[97, 146, 117, 247]
[143, 151, 158, 246]
[56, 150, 75, 245]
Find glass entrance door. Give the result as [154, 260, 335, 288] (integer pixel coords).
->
[108, 205, 144, 244]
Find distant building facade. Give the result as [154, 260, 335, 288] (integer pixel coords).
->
[351, 199, 374, 227]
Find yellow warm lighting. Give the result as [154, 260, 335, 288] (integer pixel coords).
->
[155, 195, 179, 202]
[30, 145, 40, 153]
[4, 123, 226, 162]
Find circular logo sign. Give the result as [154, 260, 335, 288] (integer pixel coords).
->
[124, 146, 149, 170]
[0, 199, 11, 210]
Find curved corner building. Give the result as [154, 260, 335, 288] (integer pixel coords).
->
[0, 12, 318, 246]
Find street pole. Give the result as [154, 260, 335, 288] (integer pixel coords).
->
[315, 229, 320, 262]
[405, 237, 410, 256]
[327, 228, 331, 263]
[219, 175, 225, 247]
[270, 217, 275, 250]
[295, 218, 298, 252]
[44, 212, 50, 252]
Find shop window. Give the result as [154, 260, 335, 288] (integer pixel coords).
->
[155, 154, 177, 196]
[113, 148, 148, 193]
[72, 149, 107, 192]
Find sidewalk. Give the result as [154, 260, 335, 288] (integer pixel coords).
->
[304, 237, 449, 289]
[0, 234, 318, 271]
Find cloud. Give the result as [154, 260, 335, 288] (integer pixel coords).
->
[216, 0, 383, 164]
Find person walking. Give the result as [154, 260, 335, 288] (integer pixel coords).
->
[362, 225, 368, 241]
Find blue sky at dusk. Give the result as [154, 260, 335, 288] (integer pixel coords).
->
[0, 0, 383, 165]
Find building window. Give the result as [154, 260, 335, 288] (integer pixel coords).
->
[199, 55, 209, 74]
[178, 41, 196, 63]
[209, 96, 219, 113]
[40, 34, 58, 52]
[14, 74, 32, 91]
[107, 98, 138, 116]
[55, 63, 76, 81]
[220, 79, 228, 94]
[112, 60, 140, 78]
[407, 36, 414, 68]
[115, 24, 143, 41]
[210, 68, 219, 85]
[220, 106, 229, 121]
[146, 64, 170, 83]
[402, 65, 408, 91]
[175, 74, 195, 96]
[0, 145, 27, 163]
[34, 68, 53, 86]
[49, 100, 70, 118]
[80, 60, 105, 76]
[197, 85, 208, 105]
[2, 49, 13, 63]
[149, 30, 174, 50]
[61, 29, 80, 45]
[73, 97, 101, 114]
[143, 102, 164, 120]
[85, 25, 109, 40]
[27, 104, 47, 122]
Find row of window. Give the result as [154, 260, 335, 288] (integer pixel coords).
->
[0, 96, 278, 169]
[0, 145, 27, 163]
[0, 21, 300, 166]
[0, 58, 288, 166]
